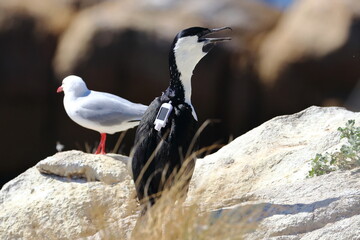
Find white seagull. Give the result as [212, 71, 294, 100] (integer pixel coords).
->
[57, 75, 147, 154]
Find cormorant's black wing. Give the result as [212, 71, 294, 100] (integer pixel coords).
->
[132, 96, 162, 202]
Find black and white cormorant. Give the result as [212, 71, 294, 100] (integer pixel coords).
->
[131, 26, 231, 209]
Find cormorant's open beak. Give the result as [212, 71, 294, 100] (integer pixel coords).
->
[199, 26, 232, 43]
[199, 27, 231, 52]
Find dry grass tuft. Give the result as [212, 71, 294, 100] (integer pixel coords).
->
[129, 143, 259, 240]
[130, 185, 257, 240]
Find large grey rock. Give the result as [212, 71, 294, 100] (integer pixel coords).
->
[0, 151, 137, 240]
[1, 106, 360, 239]
[187, 106, 360, 239]
[188, 106, 360, 208]
[213, 168, 360, 239]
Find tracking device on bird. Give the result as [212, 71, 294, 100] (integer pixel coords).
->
[154, 102, 173, 131]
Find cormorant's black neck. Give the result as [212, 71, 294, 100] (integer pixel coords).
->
[167, 49, 185, 104]
[165, 38, 198, 120]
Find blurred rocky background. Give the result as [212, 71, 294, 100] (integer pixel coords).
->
[0, 0, 359, 187]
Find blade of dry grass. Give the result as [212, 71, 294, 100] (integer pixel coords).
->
[112, 130, 128, 153]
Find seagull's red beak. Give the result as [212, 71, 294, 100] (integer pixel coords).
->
[57, 86, 63, 93]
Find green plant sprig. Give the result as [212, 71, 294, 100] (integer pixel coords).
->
[308, 120, 360, 177]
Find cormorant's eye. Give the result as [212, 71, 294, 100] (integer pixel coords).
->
[198, 37, 206, 43]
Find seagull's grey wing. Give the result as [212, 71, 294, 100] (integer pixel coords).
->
[76, 92, 147, 126]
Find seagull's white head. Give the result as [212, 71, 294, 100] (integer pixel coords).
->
[57, 75, 90, 97]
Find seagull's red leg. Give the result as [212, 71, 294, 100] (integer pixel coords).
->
[95, 133, 107, 154]
[95, 143, 102, 154]
[100, 133, 107, 154]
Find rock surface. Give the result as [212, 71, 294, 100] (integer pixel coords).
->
[37, 150, 129, 184]
[187, 106, 360, 239]
[187, 106, 360, 207]
[1, 106, 360, 239]
[212, 168, 360, 239]
[0, 151, 137, 240]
